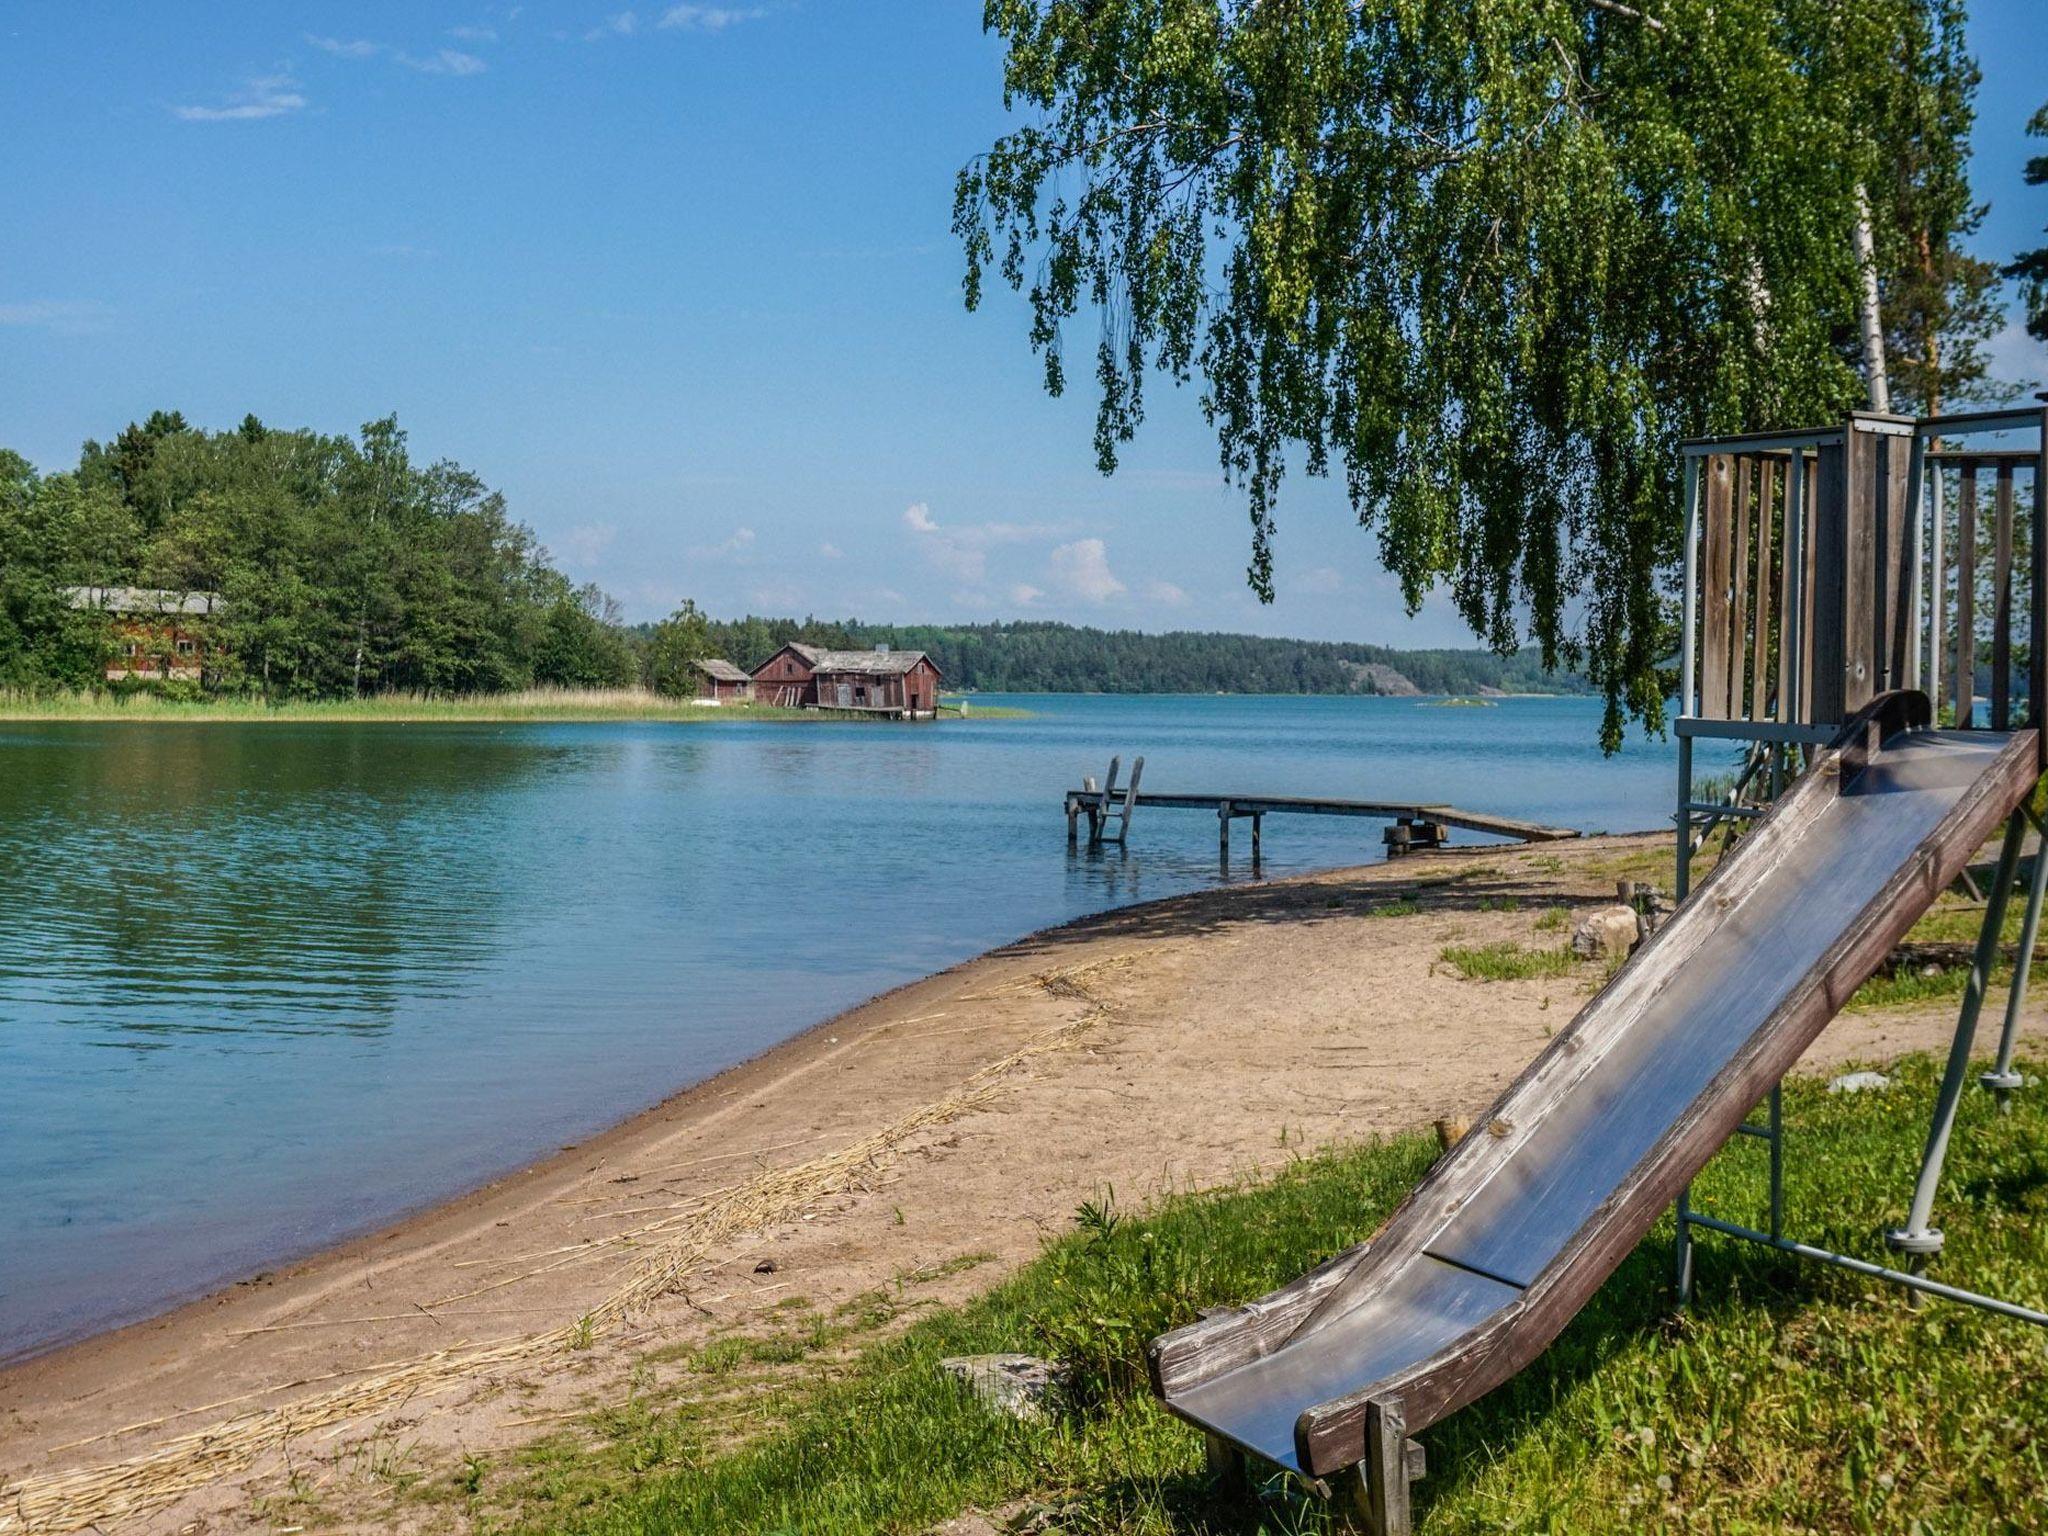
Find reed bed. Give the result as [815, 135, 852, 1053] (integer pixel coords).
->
[0, 954, 1128, 1535]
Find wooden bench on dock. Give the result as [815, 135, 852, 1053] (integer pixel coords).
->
[1063, 759, 1581, 860]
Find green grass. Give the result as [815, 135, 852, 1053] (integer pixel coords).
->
[1439, 941, 1581, 981]
[1534, 905, 1569, 932]
[451, 1054, 2047, 1534]
[0, 687, 1029, 723]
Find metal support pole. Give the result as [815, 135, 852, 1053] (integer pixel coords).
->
[1675, 734, 1695, 903]
[1982, 802, 2048, 1110]
[1888, 812, 2027, 1264]
[1673, 1182, 1694, 1305]
[1767, 1083, 1784, 1243]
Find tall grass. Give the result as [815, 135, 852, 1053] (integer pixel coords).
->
[442, 1053, 2046, 1535]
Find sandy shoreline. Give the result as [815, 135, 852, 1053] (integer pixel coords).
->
[4, 832, 2039, 1534]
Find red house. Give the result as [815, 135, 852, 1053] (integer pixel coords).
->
[64, 586, 223, 682]
[748, 642, 942, 718]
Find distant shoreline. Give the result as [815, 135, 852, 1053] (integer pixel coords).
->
[0, 688, 1029, 724]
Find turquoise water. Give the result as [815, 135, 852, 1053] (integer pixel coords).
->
[0, 694, 1675, 1359]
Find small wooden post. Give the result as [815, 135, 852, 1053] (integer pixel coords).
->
[1251, 811, 1262, 863]
[1218, 799, 1231, 862]
[1346, 1398, 1414, 1536]
[1203, 1431, 1248, 1497]
[1066, 795, 1079, 846]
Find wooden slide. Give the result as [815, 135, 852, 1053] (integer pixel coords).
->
[1148, 692, 2038, 1528]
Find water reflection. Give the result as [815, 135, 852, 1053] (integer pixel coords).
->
[0, 698, 1675, 1360]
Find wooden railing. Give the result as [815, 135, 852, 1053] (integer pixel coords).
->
[1680, 405, 2047, 750]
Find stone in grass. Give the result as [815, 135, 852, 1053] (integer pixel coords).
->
[1828, 1070, 1893, 1094]
[939, 1353, 1068, 1422]
[1570, 905, 1640, 960]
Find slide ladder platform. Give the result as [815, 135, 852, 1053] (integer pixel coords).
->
[1150, 693, 2038, 1484]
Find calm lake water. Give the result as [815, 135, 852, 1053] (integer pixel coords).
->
[0, 694, 1676, 1360]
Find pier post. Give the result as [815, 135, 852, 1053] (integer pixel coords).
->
[1066, 795, 1079, 846]
[1218, 800, 1231, 862]
[1251, 812, 1262, 864]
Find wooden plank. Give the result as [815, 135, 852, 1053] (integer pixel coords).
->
[1064, 791, 1579, 843]
[1752, 460, 1777, 721]
[1994, 463, 2015, 730]
[1843, 428, 1878, 714]
[1955, 466, 1978, 728]
[1930, 464, 1947, 722]
[1729, 457, 1753, 717]
[1881, 434, 1914, 691]
[1809, 442, 1849, 723]
[1701, 455, 1733, 719]
[1802, 458, 1819, 721]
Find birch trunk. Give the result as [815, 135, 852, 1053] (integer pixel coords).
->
[1851, 184, 1891, 412]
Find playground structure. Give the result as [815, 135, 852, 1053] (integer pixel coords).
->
[1147, 405, 2048, 1533]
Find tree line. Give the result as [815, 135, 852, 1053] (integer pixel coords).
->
[0, 411, 641, 697]
[667, 615, 1586, 697]
[0, 409, 1583, 701]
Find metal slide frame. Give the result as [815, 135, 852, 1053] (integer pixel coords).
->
[1672, 404, 2048, 1332]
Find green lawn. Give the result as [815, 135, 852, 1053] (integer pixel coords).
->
[0, 687, 1025, 723]
[439, 1052, 2047, 1535]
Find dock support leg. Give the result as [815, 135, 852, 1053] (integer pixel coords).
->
[1343, 1400, 1418, 1536]
[1066, 797, 1078, 847]
[1218, 800, 1231, 864]
[1251, 812, 1262, 864]
[1888, 811, 2027, 1280]
[1982, 803, 2048, 1111]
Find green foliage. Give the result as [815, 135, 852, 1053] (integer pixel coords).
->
[1, 412, 604, 699]
[644, 599, 715, 696]
[2006, 101, 2048, 344]
[958, 0, 1993, 748]
[475, 1055, 2046, 1534]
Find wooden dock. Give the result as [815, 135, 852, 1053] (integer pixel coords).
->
[1064, 775, 1580, 860]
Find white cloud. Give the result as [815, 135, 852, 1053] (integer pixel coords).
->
[1049, 538, 1127, 603]
[173, 74, 307, 122]
[585, 11, 640, 38]
[1985, 318, 2044, 396]
[397, 48, 489, 75]
[689, 526, 756, 560]
[449, 24, 499, 42]
[307, 34, 380, 58]
[659, 4, 764, 29]
[751, 580, 804, 609]
[818, 541, 844, 559]
[1008, 583, 1045, 606]
[1298, 566, 1344, 595]
[558, 523, 616, 570]
[901, 503, 1074, 591]
[1144, 578, 1189, 605]
[0, 299, 114, 334]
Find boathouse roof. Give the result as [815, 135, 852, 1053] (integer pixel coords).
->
[808, 647, 938, 676]
[693, 658, 752, 682]
[63, 586, 223, 616]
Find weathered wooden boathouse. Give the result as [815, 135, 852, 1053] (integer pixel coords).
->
[749, 642, 942, 718]
[692, 658, 754, 702]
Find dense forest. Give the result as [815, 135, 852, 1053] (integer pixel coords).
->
[674, 616, 1586, 696]
[1, 412, 1583, 700]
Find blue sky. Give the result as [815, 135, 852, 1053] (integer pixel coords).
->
[2, 3, 2044, 642]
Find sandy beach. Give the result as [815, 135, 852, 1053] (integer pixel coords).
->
[3, 831, 2037, 1535]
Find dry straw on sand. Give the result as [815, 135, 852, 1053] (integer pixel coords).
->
[0, 954, 1134, 1535]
